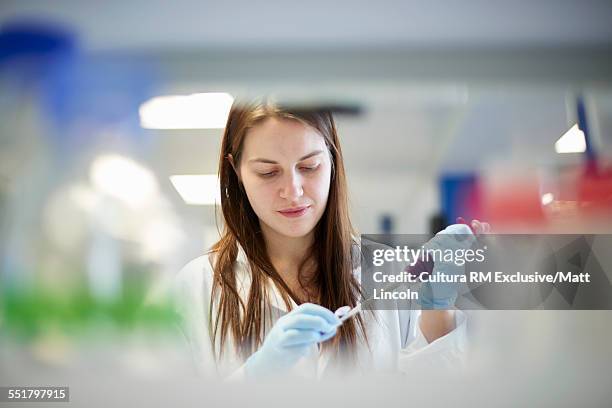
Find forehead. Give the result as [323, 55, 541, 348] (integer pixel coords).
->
[241, 117, 327, 161]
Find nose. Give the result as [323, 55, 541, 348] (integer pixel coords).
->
[279, 170, 304, 201]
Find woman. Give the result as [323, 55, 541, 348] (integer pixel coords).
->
[173, 99, 481, 379]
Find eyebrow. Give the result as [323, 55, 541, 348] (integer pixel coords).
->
[247, 150, 324, 164]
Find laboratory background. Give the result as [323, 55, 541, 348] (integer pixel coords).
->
[1, 1, 612, 407]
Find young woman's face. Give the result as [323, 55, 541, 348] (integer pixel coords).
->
[237, 117, 332, 239]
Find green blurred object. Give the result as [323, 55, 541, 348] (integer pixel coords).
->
[0, 282, 179, 340]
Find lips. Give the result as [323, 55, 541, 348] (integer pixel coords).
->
[278, 205, 310, 218]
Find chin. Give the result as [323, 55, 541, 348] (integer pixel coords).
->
[269, 220, 316, 239]
[278, 226, 314, 238]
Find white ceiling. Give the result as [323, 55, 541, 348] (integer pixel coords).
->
[1, 0, 612, 52]
[2, 0, 609, 180]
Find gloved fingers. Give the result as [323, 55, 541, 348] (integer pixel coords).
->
[279, 313, 337, 333]
[290, 303, 341, 326]
[282, 343, 315, 358]
[318, 327, 338, 342]
[281, 328, 330, 346]
[430, 224, 476, 249]
[456, 217, 474, 233]
[442, 223, 474, 237]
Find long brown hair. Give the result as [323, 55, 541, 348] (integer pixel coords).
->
[210, 98, 367, 363]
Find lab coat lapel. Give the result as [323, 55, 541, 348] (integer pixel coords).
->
[235, 243, 298, 313]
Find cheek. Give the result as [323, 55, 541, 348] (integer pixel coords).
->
[308, 168, 332, 203]
[242, 178, 272, 210]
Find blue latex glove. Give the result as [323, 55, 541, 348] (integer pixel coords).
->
[244, 303, 340, 377]
[418, 223, 476, 309]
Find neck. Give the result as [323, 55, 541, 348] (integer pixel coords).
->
[260, 222, 315, 282]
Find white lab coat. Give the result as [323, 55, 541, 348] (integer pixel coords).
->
[172, 243, 467, 379]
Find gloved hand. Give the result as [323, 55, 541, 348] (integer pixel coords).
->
[244, 303, 340, 377]
[418, 223, 477, 309]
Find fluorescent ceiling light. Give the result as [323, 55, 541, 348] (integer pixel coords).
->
[90, 154, 158, 208]
[541, 193, 554, 206]
[170, 174, 221, 205]
[139, 92, 234, 129]
[555, 124, 586, 154]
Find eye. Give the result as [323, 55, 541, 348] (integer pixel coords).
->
[300, 164, 320, 172]
[258, 171, 278, 178]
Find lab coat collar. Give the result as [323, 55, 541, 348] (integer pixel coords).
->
[235, 242, 298, 313]
[235, 243, 249, 266]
